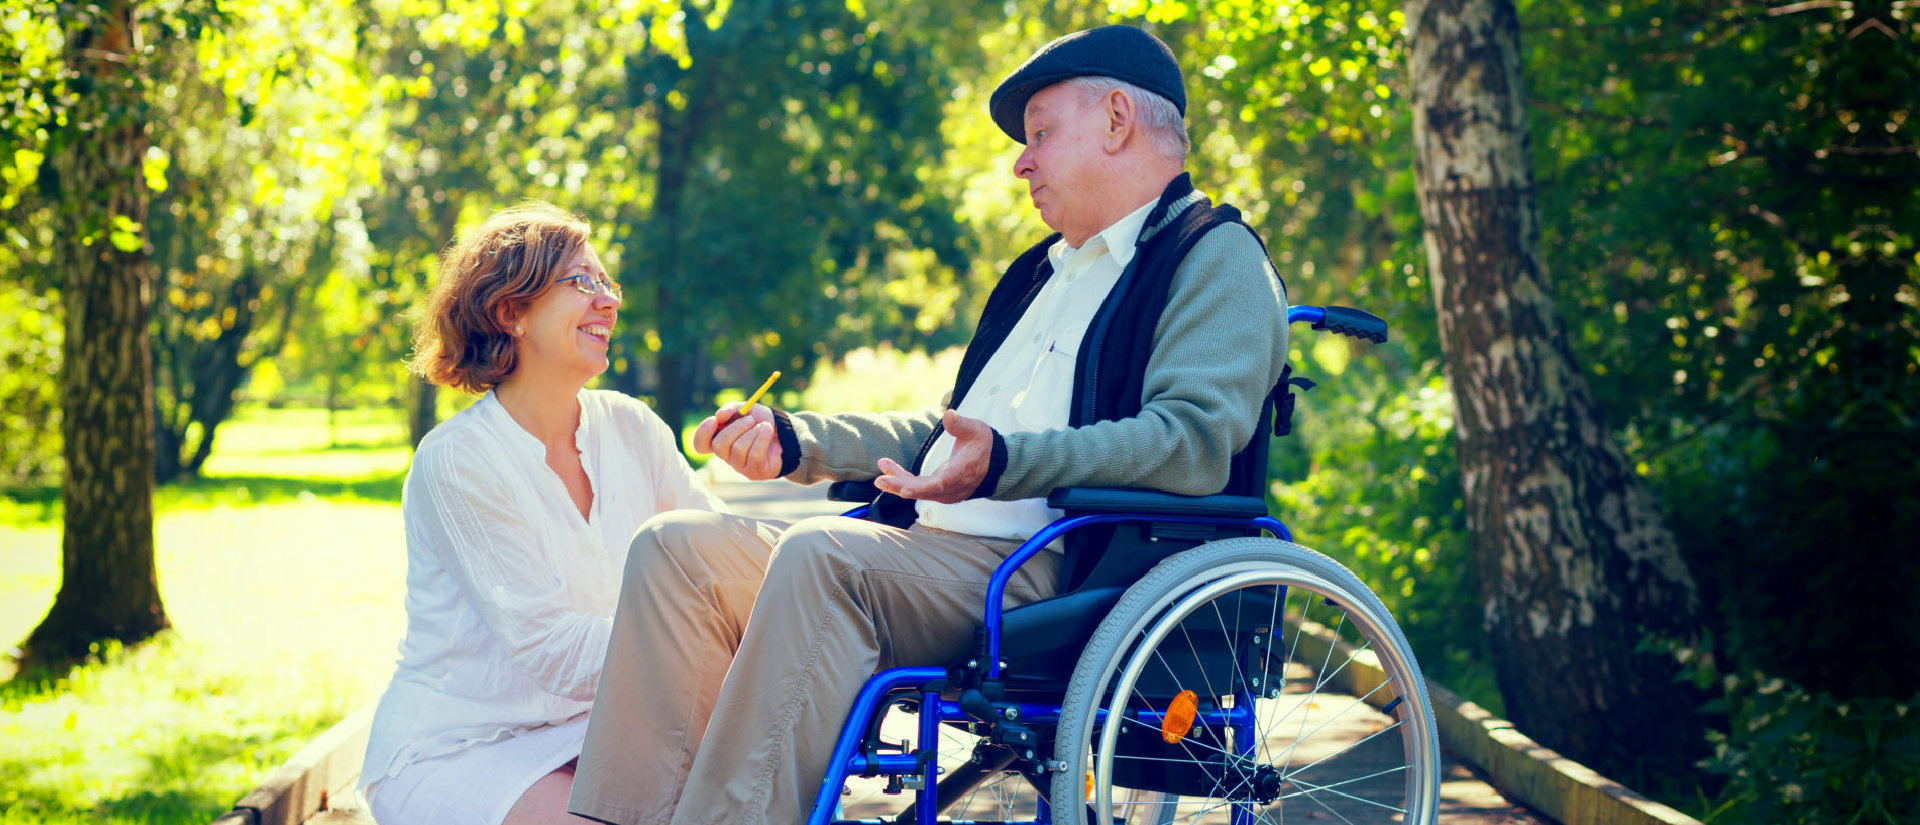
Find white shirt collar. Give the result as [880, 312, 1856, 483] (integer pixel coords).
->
[480, 388, 591, 463]
[1048, 196, 1161, 273]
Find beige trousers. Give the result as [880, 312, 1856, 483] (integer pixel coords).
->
[568, 510, 1064, 825]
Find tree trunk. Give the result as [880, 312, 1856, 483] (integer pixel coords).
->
[327, 370, 340, 449]
[655, 337, 693, 458]
[21, 0, 169, 670]
[608, 335, 644, 397]
[408, 376, 437, 449]
[1401, 0, 1703, 780]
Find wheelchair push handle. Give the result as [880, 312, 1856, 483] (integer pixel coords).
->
[1289, 304, 1388, 344]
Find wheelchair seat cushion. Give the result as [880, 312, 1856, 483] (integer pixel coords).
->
[996, 585, 1128, 681]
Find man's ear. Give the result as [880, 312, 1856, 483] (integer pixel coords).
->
[1103, 88, 1135, 154]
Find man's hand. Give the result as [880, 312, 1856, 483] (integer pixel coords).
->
[873, 409, 994, 504]
[692, 402, 783, 481]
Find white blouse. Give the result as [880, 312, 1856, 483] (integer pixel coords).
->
[361, 389, 726, 784]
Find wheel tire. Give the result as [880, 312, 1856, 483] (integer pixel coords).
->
[1048, 537, 1441, 825]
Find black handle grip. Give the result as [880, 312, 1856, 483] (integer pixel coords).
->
[1313, 306, 1388, 344]
[827, 480, 881, 503]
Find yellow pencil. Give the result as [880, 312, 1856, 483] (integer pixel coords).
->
[738, 370, 782, 416]
[716, 370, 782, 430]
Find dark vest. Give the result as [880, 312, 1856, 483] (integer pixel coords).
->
[866, 173, 1270, 528]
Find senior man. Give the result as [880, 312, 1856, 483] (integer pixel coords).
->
[569, 24, 1290, 825]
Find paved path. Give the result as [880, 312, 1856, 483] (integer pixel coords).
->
[709, 472, 1550, 825]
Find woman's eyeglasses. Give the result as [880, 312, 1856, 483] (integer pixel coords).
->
[558, 274, 623, 301]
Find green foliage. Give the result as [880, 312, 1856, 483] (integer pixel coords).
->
[1267, 348, 1496, 709]
[1520, 0, 1920, 698]
[0, 283, 59, 487]
[145, 0, 379, 480]
[1650, 636, 1920, 825]
[796, 344, 966, 414]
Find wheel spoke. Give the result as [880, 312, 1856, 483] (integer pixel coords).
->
[1299, 784, 1365, 825]
[1278, 609, 1347, 778]
[1279, 718, 1404, 781]
[1271, 674, 1396, 772]
[1283, 765, 1412, 812]
[1205, 596, 1273, 769]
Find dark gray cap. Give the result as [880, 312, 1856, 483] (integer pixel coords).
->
[988, 25, 1186, 144]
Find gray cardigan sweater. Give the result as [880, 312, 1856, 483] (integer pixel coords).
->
[778, 221, 1289, 503]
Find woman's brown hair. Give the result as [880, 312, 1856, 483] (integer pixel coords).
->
[409, 203, 592, 394]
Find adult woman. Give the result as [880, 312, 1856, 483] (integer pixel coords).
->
[360, 203, 724, 825]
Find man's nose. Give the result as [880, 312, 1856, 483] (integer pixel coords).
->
[1013, 147, 1035, 179]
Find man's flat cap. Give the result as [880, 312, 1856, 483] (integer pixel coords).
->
[989, 25, 1186, 144]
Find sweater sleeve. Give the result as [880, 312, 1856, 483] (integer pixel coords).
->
[989, 224, 1290, 499]
[405, 440, 611, 701]
[781, 404, 946, 485]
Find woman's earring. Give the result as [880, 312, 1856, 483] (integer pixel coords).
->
[513, 325, 524, 336]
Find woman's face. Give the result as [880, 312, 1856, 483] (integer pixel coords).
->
[511, 242, 620, 386]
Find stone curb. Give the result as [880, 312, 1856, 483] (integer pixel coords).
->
[1285, 615, 1706, 825]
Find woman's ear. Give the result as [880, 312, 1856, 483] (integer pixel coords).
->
[494, 306, 523, 338]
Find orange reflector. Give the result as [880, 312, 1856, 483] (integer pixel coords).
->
[1161, 689, 1200, 744]
[1086, 771, 1094, 802]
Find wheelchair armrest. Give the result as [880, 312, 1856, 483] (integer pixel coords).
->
[1046, 487, 1269, 519]
[827, 480, 881, 503]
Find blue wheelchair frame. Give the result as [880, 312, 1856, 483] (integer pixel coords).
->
[805, 305, 1369, 825]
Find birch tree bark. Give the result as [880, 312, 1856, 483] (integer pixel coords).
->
[1401, 0, 1703, 777]
[21, 0, 169, 669]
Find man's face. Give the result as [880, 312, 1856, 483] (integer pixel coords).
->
[1013, 82, 1107, 244]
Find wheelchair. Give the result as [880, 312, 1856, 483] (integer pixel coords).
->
[809, 306, 1440, 825]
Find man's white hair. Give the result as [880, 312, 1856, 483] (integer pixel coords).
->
[1062, 75, 1191, 161]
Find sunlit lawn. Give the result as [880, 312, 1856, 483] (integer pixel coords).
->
[1, 406, 412, 825]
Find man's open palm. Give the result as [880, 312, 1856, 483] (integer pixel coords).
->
[874, 409, 994, 504]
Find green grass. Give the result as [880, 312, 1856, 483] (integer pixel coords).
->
[2, 406, 410, 825]
[1, 407, 411, 528]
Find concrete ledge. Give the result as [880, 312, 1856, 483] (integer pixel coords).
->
[213, 703, 375, 825]
[1287, 616, 1705, 825]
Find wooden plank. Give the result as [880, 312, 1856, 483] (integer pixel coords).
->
[1285, 616, 1705, 825]
[215, 703, 375, 825]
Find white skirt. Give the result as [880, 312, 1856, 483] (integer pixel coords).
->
[366, 715, 589, 825]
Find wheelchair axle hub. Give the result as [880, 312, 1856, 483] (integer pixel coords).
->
[1221, 760, 1283, 805]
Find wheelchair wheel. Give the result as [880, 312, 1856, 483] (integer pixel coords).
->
[1049, 537, 1440, 825]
